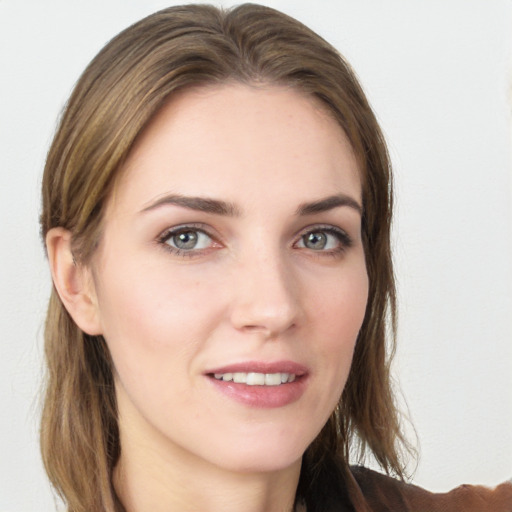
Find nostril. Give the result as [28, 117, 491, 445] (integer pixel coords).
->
[237, 322, 298, 340]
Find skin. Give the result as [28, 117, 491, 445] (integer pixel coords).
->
[47, 84, 369, 512]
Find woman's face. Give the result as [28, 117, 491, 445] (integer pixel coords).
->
[89, 84, 368, 474]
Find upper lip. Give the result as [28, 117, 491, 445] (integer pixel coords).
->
[205, 360, 308, 376]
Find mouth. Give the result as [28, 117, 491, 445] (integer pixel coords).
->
[205, 361, 308, 408]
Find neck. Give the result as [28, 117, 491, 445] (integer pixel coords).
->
[114, 440, 302, 512]
[113, 391, 302, 512]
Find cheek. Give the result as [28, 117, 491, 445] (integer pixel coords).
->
[312, 259, 368, 340]
[286, 261, 368, 442]
[93, 258, 223, 386]
[314, 262, 369, 382]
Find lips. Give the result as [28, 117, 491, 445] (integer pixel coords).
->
[205, 360, 308, 408]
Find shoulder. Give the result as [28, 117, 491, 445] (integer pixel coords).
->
[348, 465, 512, 512]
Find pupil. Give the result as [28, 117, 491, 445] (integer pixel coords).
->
[305, 232, 327, 250]
[174, 231, 197, 249]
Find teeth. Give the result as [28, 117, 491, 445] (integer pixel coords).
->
[213, 372, 297, 386]
[265, 373, 281, 386]
[233, 372, 246, 383]
[247, 372, 265, 385]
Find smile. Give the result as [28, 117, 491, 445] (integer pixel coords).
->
[213, 372, 296, 385]
[206, 361, 308, 408]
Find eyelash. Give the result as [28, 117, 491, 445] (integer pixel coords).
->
[157, 224, 353, 258]
[295, 225, 353, 256]
[157, 223, 217, 258]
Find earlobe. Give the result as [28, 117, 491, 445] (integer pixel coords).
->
[45, 227, 103, 335]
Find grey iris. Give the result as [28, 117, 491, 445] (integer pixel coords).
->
[304, 232, 327, 250]
[174, 231, 198, 250]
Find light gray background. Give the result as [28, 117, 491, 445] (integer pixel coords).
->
[1, 1, 511, 510]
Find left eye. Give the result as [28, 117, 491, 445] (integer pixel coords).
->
[164, 229, 213, 251]
[296, 229, 348, 251]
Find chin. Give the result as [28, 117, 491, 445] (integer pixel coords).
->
[203, 429, 315, 475]
[215, 452, 303, 475]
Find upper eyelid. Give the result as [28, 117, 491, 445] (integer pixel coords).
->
[158, 223, 217, 240]
[294, 223, 351, 238]
[157, 222, 348, 235]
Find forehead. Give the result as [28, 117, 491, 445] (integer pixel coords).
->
[112, 84, 361, 214]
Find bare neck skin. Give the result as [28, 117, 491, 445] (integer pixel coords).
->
[113, 385, 302, 512]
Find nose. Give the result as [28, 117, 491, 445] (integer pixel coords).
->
[229, 250, 301, 339]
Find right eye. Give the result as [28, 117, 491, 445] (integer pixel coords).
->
[159, 226, 215, 255]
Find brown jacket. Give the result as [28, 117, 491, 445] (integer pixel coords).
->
[347, 466, 512, 512]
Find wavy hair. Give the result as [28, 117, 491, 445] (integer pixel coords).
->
[40, 4, 412, 511]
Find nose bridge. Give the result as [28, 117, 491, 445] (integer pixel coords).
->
[229, 241, 300, 337]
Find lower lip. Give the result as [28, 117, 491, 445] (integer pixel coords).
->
[207, 375, 308, 408]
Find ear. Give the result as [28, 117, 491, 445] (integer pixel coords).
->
[46, 227, 103, 335]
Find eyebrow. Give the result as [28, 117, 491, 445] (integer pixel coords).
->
[140, 192, 362, 217]
[296, 194, 362, 216]
[140, 194, 241, 216]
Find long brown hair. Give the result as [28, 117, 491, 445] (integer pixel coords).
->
[40, 4, 412, 511]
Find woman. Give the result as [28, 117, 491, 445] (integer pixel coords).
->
[39, 4, 511, 511]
